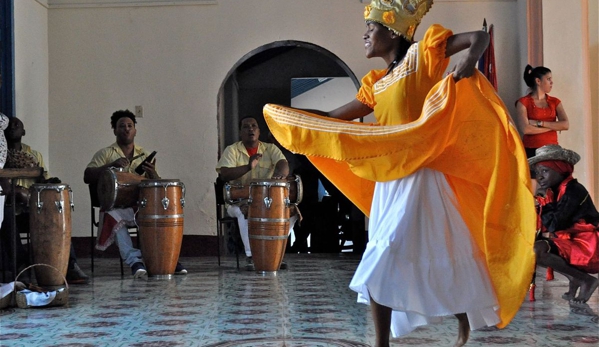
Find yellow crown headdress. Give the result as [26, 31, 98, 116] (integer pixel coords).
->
[364, 0, 433, 41]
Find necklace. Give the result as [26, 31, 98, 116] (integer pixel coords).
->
[386, 58, 400, 76]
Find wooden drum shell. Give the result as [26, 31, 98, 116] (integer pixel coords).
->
[28, 183, 73, 286]
[97, 168, 145, 210]
[247, 180, 290, 273]
[137, 180, 185, 277]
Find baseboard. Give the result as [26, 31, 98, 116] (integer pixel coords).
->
[72, 235, 218, 258]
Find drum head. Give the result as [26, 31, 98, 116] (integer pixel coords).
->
[138, 179, 182, 188]
[249, 179, 288, 188]
[29, 183, 70, 192]
[97, 169, 118, 210]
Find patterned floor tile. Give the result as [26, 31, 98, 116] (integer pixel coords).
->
[0, 254, 597, 347]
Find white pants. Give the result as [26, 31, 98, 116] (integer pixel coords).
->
[104, 208, 143, 267]
[227, 204, 297, 257]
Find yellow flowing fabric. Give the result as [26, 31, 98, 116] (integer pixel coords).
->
[264, 71, 536, 328]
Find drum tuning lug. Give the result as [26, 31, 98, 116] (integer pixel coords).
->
[263, 197, 272, 209]
[140, 198, 147, 208]
[248, 197, 253, 204]
[284, 198, 291, 206]
[69, 189, 75, 211]
[162, 197, 170, 210]
[180, 198, 185, 208]
[36, 202, 44, 214]
[55, 201, 64, 214]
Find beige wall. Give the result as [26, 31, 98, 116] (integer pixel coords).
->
[16, 0, 528, 237]
[590, 0, 599, 201]
[543, 0, 598, 200]
[14, 1, 49, 169]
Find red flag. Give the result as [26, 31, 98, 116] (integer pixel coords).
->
[483, 25, 498, 90]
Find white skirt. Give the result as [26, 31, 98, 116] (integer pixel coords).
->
[349, 168, 500, 337]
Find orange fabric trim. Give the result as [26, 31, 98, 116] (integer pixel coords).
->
[264, 71, 536, 329]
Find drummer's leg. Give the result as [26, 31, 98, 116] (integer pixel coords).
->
[66, 243, 90, 284]
[114, 225, 142, 267]
[227, 205, 251, 257]
[288, 214, 298, 236]
[108, 208, 143, 268]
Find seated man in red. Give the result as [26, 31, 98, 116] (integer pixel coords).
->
[531, 144, 599, 303]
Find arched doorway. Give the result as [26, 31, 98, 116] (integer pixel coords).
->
[217, 41, 366, 254]
[216, 40, 360, 154]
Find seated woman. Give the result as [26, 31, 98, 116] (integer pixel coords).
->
[530, 144, 599, 303]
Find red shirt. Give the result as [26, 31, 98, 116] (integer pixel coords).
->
[246, 146, 258, 157]
[517, 94, 561, 148]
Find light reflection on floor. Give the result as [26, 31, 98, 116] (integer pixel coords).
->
[1, 254, 597, 347]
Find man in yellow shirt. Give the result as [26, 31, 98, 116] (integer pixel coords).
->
[0, 117, 89, 284]
[216, 117, 295, 270]
[84, 110, 186, 278]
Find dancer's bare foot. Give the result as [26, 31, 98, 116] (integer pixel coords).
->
[572, 277, 599, 304]
[562, 279, 580, 300]
[454, 313, 470, 347]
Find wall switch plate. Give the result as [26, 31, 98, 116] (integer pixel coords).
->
[135, 105, 143, 118]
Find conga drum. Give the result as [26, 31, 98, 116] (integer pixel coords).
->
[137, 180, 185, 278]
[97, 167, 145, 210]
[225, 175, 303, 205]
[29, 183, 74, 286]
[223, 182, 249, 204]
[287, 174, 303, 205]
[247, 179, 290, 273]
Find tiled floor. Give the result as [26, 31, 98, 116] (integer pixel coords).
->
[0, 254, 598, 347]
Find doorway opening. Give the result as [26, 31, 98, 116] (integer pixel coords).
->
[217, 40, 366, 255]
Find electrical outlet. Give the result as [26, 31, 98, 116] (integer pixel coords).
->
[135, 105, 143, 118]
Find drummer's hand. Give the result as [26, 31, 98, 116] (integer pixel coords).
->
[143, 159, 159, 179]
[271, 171, 286, 179]
[248, 154, 262, 170]
[44, 177, 62, 184]
[111, 157, 130, 168]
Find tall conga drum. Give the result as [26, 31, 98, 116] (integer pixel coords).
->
[137, 179, 185, 279]
[247, 179, 290, 273]
[97, 167, 145, 210]
[29, 183, 74, 286]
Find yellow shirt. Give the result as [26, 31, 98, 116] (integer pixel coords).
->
[216, 141, 286, 186]
[264, 25, 536, 329]
[87, 142, 154, 176]
[12, 143, 49, 188]
[357, 24, 452, 125]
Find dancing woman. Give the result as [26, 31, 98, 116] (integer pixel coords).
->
[264, 1, 536, 346]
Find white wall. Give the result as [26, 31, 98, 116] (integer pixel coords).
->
[291, 78, 358, 113]
[14, 0, 49, 168]
[13, 0, 525, 238]
[589, 0, 599, 201]
[543, 0, 597, 199]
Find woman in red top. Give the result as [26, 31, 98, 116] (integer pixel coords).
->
[515, 65, 569, 160]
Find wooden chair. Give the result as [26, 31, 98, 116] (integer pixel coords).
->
[214, 178, 240, 269]
[89, 184, 138, 275]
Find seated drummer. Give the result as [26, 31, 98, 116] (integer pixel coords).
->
[216, 116, 297, 271]
[0, 117, 89, 284]
[83, 110, 187, 278]
[530, 144, 599, 303]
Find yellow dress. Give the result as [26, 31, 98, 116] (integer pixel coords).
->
[264, 25, 535, 335]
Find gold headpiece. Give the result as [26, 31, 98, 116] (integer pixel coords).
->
[364, 0, 433, 41]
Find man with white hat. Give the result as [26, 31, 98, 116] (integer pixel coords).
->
[530, 144, 599, 303]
